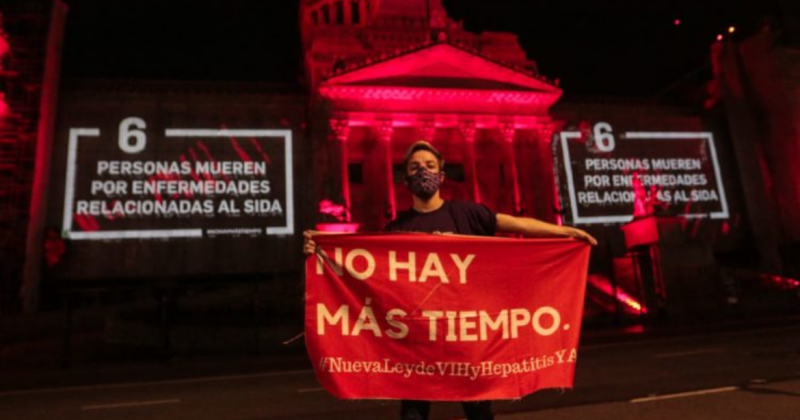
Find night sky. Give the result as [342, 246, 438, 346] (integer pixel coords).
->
[61, 0, 780, 97]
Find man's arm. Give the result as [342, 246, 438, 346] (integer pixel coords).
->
[496, 213, 597, 245]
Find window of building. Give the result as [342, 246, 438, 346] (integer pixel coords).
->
[446, 164, 465, 182]
[392, 164, 406, 184]
[321, 4, 331, 24]
[334, 1, 345, 24]
[348, 163, 363, 184]
[351, 1, 361, 24]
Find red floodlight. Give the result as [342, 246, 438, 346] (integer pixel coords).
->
[0, 93, 9, 118]
[0, 34, 9, 59]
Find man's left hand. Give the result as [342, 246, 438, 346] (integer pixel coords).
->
[562, 227, 598, 246]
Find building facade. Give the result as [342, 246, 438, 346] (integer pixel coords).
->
[1, 0, 797, 322]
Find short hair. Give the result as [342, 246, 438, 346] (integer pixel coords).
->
[403, 140, 444, 170]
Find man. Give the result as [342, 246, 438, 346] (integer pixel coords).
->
[304, 140, 596, 420]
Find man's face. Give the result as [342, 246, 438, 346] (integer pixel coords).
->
[406, 150, 441, 177]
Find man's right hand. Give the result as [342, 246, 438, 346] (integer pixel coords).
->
[303, 230, 317, 255]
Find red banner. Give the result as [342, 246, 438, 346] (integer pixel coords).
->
[305, 233, 590, 401]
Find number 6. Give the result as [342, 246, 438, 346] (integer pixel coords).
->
[119, 117, 147, 153]
[592, 122, 615, 152]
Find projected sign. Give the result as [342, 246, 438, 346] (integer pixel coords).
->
[557, 123, 729, 225]
[62, 117, 294, 240]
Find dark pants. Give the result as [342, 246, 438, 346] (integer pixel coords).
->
[400, 400, 493, 420]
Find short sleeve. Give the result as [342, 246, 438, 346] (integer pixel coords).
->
[448, 201, 496, 236]
[469, 203, 497, 236]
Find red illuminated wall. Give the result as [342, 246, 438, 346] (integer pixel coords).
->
[47, 80, 312, 280]
[712, 25, 800, 274]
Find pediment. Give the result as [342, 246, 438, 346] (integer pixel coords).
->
[322, 43, 560, 94]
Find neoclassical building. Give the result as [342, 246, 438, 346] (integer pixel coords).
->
[301, 0, 565, 230]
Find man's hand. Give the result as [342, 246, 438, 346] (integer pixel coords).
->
[304, 230, 345, 255]
[561, 226, 597, 246]
[303, 230, 317, 255]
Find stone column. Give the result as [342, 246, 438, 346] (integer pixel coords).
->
[329, 117, 351, 220]
[459, 120, 481, 203]
[376, 119, 396, 220]
[536, 121, 560, 224]
[344, 0, 352, 24]
[500, 122, 522, 215]
[360, 0, 368, 25]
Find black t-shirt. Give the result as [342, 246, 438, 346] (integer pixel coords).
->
[383, 200, 496, 236]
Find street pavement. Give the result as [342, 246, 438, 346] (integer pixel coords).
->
[506, 379, 800, 420]
[1, 321, 799, 420]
